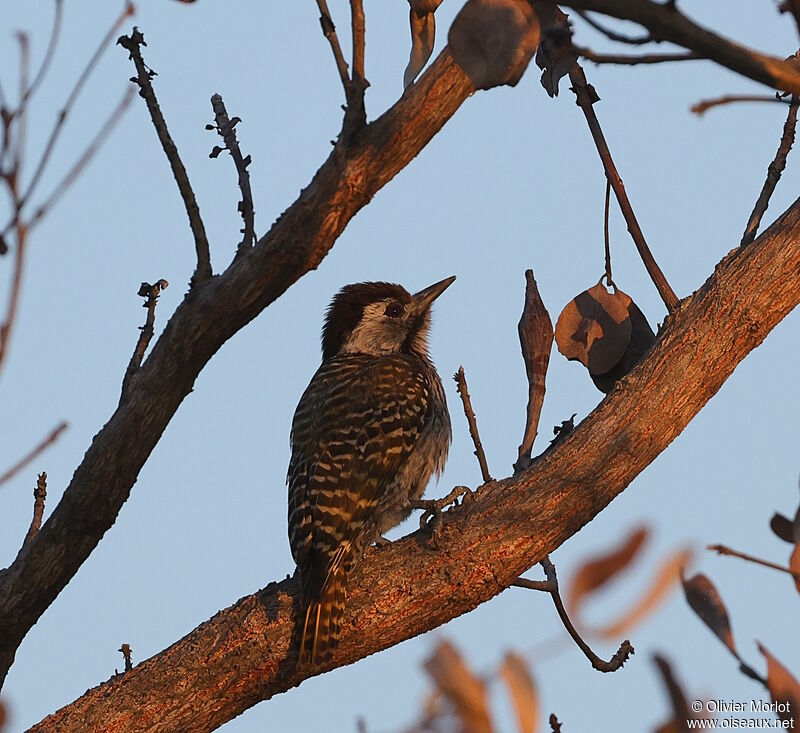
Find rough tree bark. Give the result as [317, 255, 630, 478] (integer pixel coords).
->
[29, 197, 800, 731]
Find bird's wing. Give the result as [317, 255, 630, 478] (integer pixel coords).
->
[288, 354, 430, 601]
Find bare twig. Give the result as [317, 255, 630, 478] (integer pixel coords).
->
[9, 2, 135, 232]
[691, 93, 791, 116]
[27, 87, 135, 233]
[575, 46, 701, 65]
[118, 644, 133, 673]
[779, 0, 800, 39]
[0, 423, 67, 488]
[118, 28, 212, 286]
[121, 279, 169, 398]
[513, 270, 553, 474]
[516, 557, 634, 672]
[344, 0, 368, 133]
[740, 95, 800, 246]
[603, 178, 613, 286]
[0, 218, 26, 375]
[17, 0, 64, 114]
[575, 9, 651, 45]
[454, 367, 492, 483]
[569, 61, 679, 311]
[707, 543, 800, 581]
[209, 94, 256, 253]
[23, 472, 48, 547]
[315, 0, 351, 95]
[549, 714, 563, 733]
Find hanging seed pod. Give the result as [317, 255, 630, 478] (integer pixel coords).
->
[555, 280, 655, 393]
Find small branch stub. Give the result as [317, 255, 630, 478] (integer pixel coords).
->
[23, 472, 47, 546]
[118, 643, 133, 673]
[454, 366, 492, 484]
[513, 269, 553, 474]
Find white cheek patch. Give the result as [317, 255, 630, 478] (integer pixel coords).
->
[342, 301, 408, 355]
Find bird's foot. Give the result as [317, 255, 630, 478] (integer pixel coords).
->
[409, 485, 472, 546]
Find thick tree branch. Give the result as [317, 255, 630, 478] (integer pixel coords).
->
[0, 47, 475, 691]
[28, 193, 800, 732]
[560, 0, 800, 94]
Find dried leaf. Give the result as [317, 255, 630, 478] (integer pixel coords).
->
[499, 652, 539, 733]
[591, 299, 656, 394]
[410, 0, 444, 11]
[681, 572, 737, 655]
[555, 283, 633, 376]
[757, 643, 800, 724]
[566, 525, 649, 618]
[531, 3, 576, 97]
[653, 654, 693, 732]
[593, 548, 694, 640]
[448, 0, 540, 90]
[404, 9, 436, 88]
[425, 640, 493, 733]
[770, 512, 795, 544]
[790, 541, 800, 594]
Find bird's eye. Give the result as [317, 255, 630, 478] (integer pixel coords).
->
[384, 302, 404, 319]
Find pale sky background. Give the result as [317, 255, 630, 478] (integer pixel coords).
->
[1, 2, 800, 732]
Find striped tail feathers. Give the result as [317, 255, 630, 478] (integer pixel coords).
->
[297, 546, 349, 667]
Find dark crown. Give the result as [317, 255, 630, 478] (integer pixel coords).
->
[321, 282, 412, 360]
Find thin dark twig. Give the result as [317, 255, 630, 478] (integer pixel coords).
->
[27, 87, 135, 232]
[549, 714, 563, 733]
[707, 543, 800, 581]
[692, 94, 791, 116]
[454, 367, 492, 483]
[23, 472, 48, 546]
[13, 33, 30, 181]
[11, 2, 135, 228]
[603, 177, 613, 286]
[569, 61, 678, 311]
[316, 0, 351, 95]
[779, 1, 800, 40]
[516, 557, 634, 672]
[575, 10, 651, 45]
[0, 422, 67, 488]
[209, 94, 256, 253]
[576, 45, 701, 65]
[118, 28, 212, 286]
[344, 0, 368, 133]
[16, 0, 64, 114]
[121, 279, 169, 398]
[740, 95, 799, 246]
[351, 0, 366, 85]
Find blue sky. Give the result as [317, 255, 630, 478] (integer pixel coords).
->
[1, 2, 799, 731]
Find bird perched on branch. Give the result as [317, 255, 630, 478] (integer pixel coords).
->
[288, 276, 455, 665]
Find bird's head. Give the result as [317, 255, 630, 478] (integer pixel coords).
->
[321, 276, 456, 360]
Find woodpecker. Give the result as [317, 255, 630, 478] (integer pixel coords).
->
[288, 276, 455, 665]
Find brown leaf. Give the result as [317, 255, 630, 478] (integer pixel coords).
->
[681, 572, 737, 655]
[448, 0, 540, 90]
[757, 643, 800, 724]
[790, 541, 800, 594]
[591, 299, 656, 394]
[424, 640, 493, 733]
[404, 8, 437, 88]
[555, 283, 633, 376]
[499, 652, 538, 733]
[566, 525, 649, 618]
[531, 3, 576, 97]
[770, 512, 795, 544]
[593, 548, 694, 640]
[410, 0, 444, 11]
[653, 654, 693, 733]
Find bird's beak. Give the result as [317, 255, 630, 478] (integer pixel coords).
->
[411, 275, 456, 314]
